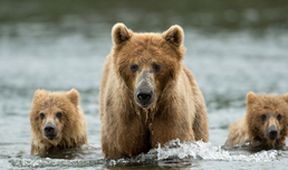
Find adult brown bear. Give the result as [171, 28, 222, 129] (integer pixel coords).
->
[100, 23, 208, 159]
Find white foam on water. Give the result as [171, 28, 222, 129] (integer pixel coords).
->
[8, 144, 105, 168]
[9, 140, 281, 168]
[155, 139, 279, 162]
[9, 158, 104, 168]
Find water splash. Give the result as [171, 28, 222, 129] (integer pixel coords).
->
[155, 139, 279, 162]
[106, 139, 280, 167]
[9, 140, 281, 168]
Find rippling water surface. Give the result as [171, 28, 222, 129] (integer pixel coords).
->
[1, 1, 288, 169]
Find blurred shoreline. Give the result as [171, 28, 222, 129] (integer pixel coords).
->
[0, 0, 288, 31]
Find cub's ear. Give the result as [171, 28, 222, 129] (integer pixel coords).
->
[112, 23, 132, 45]
[67, 88, 80, 106]
[246, 91, 257, 105]
[162, 25, 184, 47]
[32, 89, 48, 102]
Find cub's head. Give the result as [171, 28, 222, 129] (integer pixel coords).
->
[246, 92, 288, 149]
[111, 23, 185, 109]
[30, 89, 80, 145]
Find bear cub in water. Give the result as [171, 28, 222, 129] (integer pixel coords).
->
[225, 92, 288, 151]
[29, 89, 88, 156]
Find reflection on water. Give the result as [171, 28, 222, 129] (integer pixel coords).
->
[1, 0, 288, 169]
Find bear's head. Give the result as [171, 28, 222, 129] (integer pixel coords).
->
[30, 89, 80, 146]
[111, 23, 185, 109]
[246, 92, 288, 149]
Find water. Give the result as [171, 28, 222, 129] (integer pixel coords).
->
[1, 1, 288, 169]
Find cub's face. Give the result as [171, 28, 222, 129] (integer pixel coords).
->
[111, 23, 185, 109]
[36, 104, 65, 142]
[246, 92, 288, 147]
[30, 89, 79, 145]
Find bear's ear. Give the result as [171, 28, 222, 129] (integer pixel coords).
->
[282, 93, 288, 104]
[112, 23, 132, 46]
[67, 88, 80, 106]
[162, 25, 184, 47]
[246, 91, 257, 105]
[32, 89, 48, 102]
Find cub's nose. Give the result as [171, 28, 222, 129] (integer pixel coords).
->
[136, 91, 153, 106]
[44, 123, 56, 139]
[268, 125, 278, 140]
[269, 130, 278, 140]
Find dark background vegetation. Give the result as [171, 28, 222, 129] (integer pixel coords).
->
[1, 0, 288, 30]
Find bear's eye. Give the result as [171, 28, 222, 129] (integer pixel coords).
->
[260, 114, 267, 122]
[152, 63, 161, 73]
[277, 114, 282, 121]
[39, 112, 45, 120]
[56, 112, 62, 119]
[130, 64, 139, 73]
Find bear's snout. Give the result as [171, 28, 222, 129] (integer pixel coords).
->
[44, 123, 57, 140]
[134, 71, 155, 108]
[267, 125, 278, 140]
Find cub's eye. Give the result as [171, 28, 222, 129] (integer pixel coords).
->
[260, 114, 267, 122]
[39, 112, 45, 119]
[152, 63, 161, 73]
[56, 112, 62, 119]
[277, 114, 282, 121]
[130, 64, 139, 72]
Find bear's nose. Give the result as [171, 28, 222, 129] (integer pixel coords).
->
[269, 130, 278, 140]
[268, 125, 278, 140]
[137, 92, 152, 103]
[44, 124, 56, 139]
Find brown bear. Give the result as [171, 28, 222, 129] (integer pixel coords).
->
[225, 92, 288, 151]
[100, 23, 209, 159]
[29, 89, 88, 156]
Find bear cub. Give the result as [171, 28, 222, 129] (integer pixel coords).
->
[225, 92, 288, 151]
[29, 88, 88, 156]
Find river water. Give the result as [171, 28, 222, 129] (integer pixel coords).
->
[1, 1, 288, 169]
